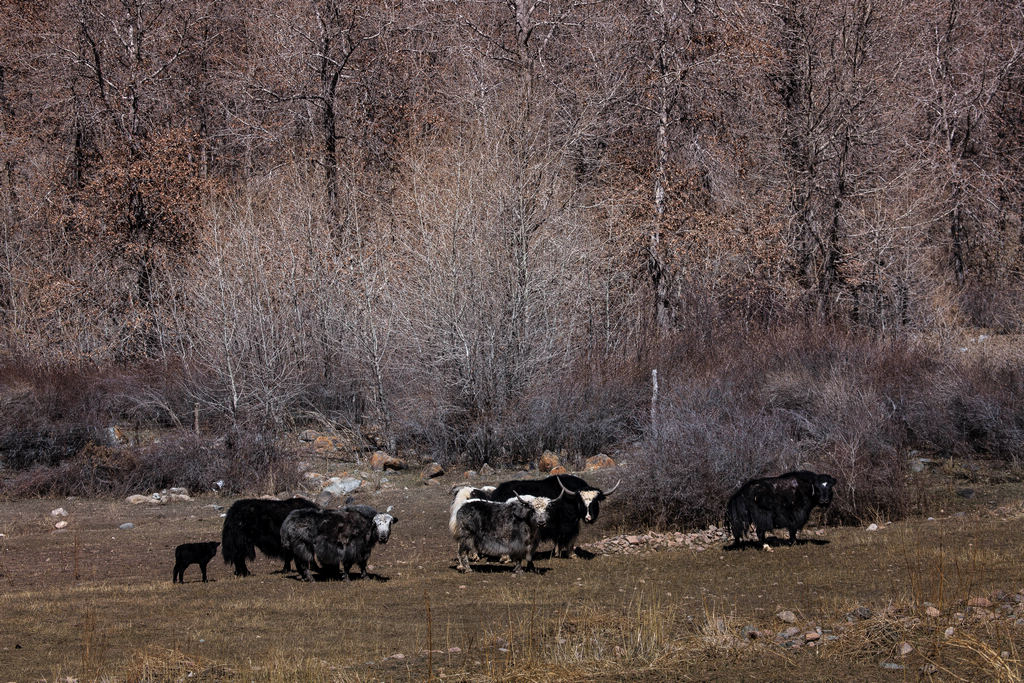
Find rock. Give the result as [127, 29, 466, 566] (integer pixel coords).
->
[805, 632, 820, 642]
[51, 507, 68, 517]
[54, 520, 68, 529]
[463, 470, 478, 479]
[550, 465, 569, 475]
[370, 451, 407, 471]
[299, 429, 319, 442]
[626, 535, 641, 545]
[779, 626, 801, 639]
[925, 606, 940, 618]
[167, 487, 189, 496]
[421, 462, 444, 480]
[583, 454, 616, 471]
[119, 522, 135, 530]
[423, 477, 440, 486]
[168, 493, 192, 503]
[777, 610, 797, 624]
[968, 597, 992, 608]
[538, 451, 560, 473]
[479, 463, 495, 476]
[741, 625, 759, 639]
[866, 523, 879, 531]
[312, 435, 337, 453]
[316, 477, 363, 507]
[899, 642, 914, 656]
[880, 662, 904, 671]
[125, 493, 158, 505]
[944, 627, 955, 638]
[909, 457, 934, 473]
[956, 488, 975, 499]
[846, 607, 873, 622]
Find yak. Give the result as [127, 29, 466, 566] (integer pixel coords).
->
[490, 474, 619, 558]
[725, 470, 836, 548]
[280, 505, 397, 582]
[221, 497, 318, 576]
[452, 494, 553, 574]
[173, 541, 219, 583]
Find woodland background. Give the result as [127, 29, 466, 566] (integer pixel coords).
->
[1, 0, 1022, 525]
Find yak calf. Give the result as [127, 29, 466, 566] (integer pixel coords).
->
[173, 541, 219, 583]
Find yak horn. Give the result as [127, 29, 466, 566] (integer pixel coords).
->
[555, 476, 574, 500]
[604, 479, 621, 495]
[386, 505, 393, 514]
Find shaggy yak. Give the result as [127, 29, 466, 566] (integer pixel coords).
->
[725, 470, 836, 548]
[452, 494, 555, 574]
[489, 474, 619, 558]
[221, 497, 318, 576]
[173, 541, 219, 583]
[280, 505, 397, 581]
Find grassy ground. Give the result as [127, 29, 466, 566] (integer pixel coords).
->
[1, 467, 1023, 681]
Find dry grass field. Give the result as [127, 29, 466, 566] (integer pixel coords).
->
[1, 466, 1023, 681]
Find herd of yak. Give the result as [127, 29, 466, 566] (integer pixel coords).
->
[170, 469, 837, 583]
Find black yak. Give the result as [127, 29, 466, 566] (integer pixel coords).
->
[725, 470, 836, 548]
[173, 541, 219, 583]
[221, 497, 318, 576]
[452, 495, 554, 573]
[280, 505, 397, 581]
[489, 474, 619, 558]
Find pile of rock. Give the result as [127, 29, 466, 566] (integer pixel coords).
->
[125, 487, 193, 505]
[584, 526, 731, 555]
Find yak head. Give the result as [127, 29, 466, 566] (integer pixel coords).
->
[572, 478, 619, 523]
[373, 506, 397, 544]
[511, 490, 564, 527]
[813, 474, 837, 506]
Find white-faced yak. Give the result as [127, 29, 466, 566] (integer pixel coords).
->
[489, 474, 619, 558]
[725, 471, 836, 548]
[221, 497, 318, 576]
[280, 505, 397, 582]
[452, 494, 559, 574]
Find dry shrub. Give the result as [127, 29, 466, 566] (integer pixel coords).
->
[619, 327, 947, 528]
[394, 356, 646, 468]
[621, 380, 796, 529]
[950, 362, 1024, 464]
[0, 428, 300, 498]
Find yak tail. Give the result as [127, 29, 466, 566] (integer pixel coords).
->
[725, 495, 749, 541]
[221, 518, 255, 565]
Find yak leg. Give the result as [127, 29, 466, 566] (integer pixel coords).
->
[457, 540, 474, 573]
[524, 543, 537, 572]
[233, 559, 250, 577]
[200, 561, 209, 582]
[788, 527, 799, 545]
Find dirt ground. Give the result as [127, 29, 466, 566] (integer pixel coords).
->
[1, 465, 1023, 681]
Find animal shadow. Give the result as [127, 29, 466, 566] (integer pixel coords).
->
[286, 570, 392, 582]
[531, 547, 596, 561]
[724, 536, 831, 551]
[450, 563, 551, 575]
